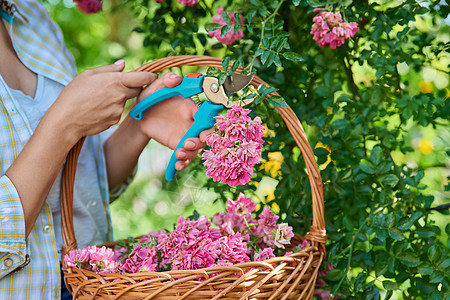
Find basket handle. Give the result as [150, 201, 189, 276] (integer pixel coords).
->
[61, 55, 326, 265]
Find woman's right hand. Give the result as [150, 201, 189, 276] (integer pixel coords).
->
[47, 60, 157, 143]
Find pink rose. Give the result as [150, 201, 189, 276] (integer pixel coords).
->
[208, 6, 244, 45]
[73, 0, 102, 14]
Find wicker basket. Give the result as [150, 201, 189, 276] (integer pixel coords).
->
[61, 55, 327, 300]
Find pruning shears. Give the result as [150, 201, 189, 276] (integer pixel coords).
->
[129, 72, 255, 182]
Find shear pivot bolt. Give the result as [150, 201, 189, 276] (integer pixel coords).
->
[210, 83, 220, 93]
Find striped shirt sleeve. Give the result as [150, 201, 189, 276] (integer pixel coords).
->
[0, 175, 28, 278]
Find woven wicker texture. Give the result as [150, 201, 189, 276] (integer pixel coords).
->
[61, 55, 327, 299]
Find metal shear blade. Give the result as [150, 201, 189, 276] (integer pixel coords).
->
[223, 74, 255, 95]
[204, 74, 255, 108]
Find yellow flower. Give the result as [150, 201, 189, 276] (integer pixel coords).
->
[315, 141, 332, 170]
[419, 80, 433, 94]
[262, 123, 275, 138]
[418, 138, 433, 154]
[270, 200, 279, 215]
[261, 151, 284, 178]
[267, 190, 276, 202]
[249, 180, 259, 187]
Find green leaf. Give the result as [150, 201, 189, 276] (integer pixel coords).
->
[360, 159, 375, 174]
[416, 228, 435, 238]
[282, 52, 303, 62]
[222, 57, 230, 72]
[417, 264, 434, 275]
[218, 73, 227, 85]
[399, 253, 420, 267]
[261, 87, 278, 97]
[222, 11, 231, 25]
[266, 52, 275, 67]
[306, 0, 325, 8]
[276, 38, 288, 52]
[267, 95, 288, 108]
[205, 23, 222, 32]
[388, 228, 405, 241]
[376, 228, 387, 242]
[316, 86, 330, 97]
[438, 258, 450, 269]
[254, 48, 264, 57]
[220, 25, 231, 37]
[381, 174, 399, 186]
[230, 59, 242, 73]
[370, 146, 383, 165]
[234, 12, 241, 26]
[383, 280, 400, 291]
[416, 277, 436, 293]
[415, 169, 425, 182]
[398, 217, 414, 231]
[274, 55, 282, 68]
[261, 50, 271, 65]
[430, 272, 444, 284]
[331, 119, 349, 130]
[431, 291, 445, 300]
[428, 245, 440, 263]
[326, 269, 343, 281]
[415, 7, 429, 14]
[354, 272, 368, 291]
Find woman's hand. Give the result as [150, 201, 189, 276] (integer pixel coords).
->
[47, 60, 157, 144]
[138, 72, 213, 170]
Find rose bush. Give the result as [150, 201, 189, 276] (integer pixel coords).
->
[46, 0, 449, 298]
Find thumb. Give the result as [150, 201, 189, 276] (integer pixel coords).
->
[91, 59, 125, 73]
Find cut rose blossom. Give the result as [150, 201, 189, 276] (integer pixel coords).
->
[254, 248, 275, 261]
[120, 246, 158, 273]
[157, 216, 249, 270]
[65, 196, 299, 274]
[177, 0, 198, 6]
[208, 6, 244, 45]
[73, 0, 102, 14]
[202, 106, 264, 186]
[310, 9, 358, 49]
[273, 223, 294, 249]
[64, 246, 117, 273]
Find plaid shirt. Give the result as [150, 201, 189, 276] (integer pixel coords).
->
[0, 1, 124, 298]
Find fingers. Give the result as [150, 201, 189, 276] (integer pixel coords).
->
[174, 136, 206, 170]
[89, 59, 126, 73]
[175, 148, 200, 160]
[139, 72, 183, 99]
[120, 72, 158, 88]
[175, 160, 191, 171]
[199, 128, 214, 143]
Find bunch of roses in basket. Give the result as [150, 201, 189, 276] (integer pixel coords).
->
[64, 193, 306, 273]
[202, 106, 265, 187]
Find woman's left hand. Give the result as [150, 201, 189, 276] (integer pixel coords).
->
[138, 72, 213, 170]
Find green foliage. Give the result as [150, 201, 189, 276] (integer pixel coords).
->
[44, 0, 449, 298]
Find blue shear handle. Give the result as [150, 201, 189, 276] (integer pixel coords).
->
[129, 75, 206, 120]
[166, 101, 224, 182]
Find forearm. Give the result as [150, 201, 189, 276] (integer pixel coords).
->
[5, 110, 78, 238]
[103, 115, 150, 190]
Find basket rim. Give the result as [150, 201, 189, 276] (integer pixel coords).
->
[65, 244, 320, 277]
[60, 55, 327, 267]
